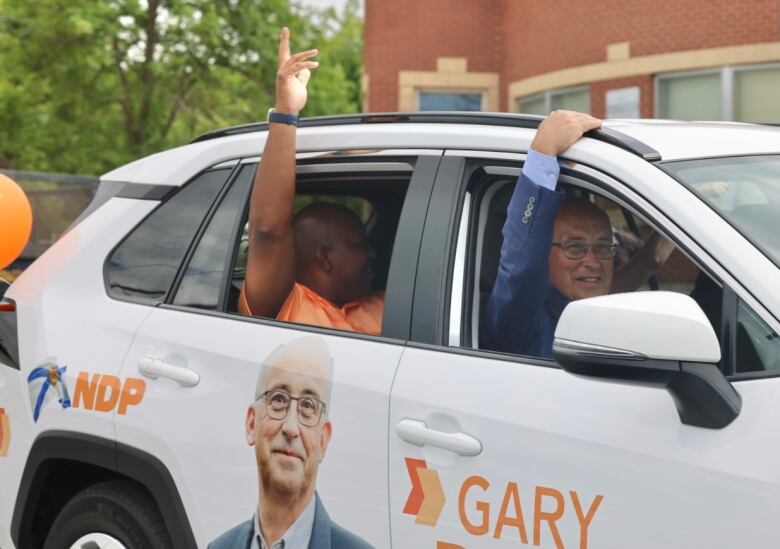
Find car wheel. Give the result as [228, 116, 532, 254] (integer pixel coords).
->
[43, 480, 172, 549]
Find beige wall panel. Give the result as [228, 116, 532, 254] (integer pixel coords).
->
[508, 42, 780, 110]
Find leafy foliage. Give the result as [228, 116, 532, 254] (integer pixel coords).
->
[0, 0, 363, 175]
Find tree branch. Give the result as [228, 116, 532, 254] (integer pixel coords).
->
[138, 0, 160, 139]
[160, 74, 197, 139]
[112, 36, 140, 147]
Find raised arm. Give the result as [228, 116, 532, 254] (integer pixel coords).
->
[611, 232, 675, 294]
[241, 28, 318, 317]
[482, 111, 601, 354]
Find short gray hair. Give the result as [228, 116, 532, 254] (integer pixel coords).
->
[253, 336, 334, 413]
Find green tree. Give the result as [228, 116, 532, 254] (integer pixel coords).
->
[0, 0, 363, 175]
[303, 0, 363, 116]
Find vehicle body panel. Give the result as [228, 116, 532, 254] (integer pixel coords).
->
[117, 307, 402, 547]
[3, 116, 780, 548]
[389, 347, 780, 548]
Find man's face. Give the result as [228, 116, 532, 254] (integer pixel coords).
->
[246, 362, 332, 499]
[548, 206, 614, 301]
[329, 219, 375, 302]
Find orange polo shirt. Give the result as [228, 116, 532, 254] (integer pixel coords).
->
[238, 283, 384, 335]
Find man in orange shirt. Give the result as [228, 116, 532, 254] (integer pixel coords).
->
[239, 28, 384, 335]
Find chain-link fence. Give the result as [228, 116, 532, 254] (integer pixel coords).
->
[1, 170, 98, 277]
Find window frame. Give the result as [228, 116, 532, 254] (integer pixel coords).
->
[437, 150, 780, 381]
[168, 162, 256, 311]
[103, 164, 237, 306]
[164, 149, 444, 343]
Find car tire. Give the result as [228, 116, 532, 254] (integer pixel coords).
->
[43, 480, 173, 549]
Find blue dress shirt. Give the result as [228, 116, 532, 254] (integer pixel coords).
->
[481, 149, 570, 359]
[252, 494, 315, 549]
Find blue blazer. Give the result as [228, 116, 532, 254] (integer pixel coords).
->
[482, 173, 568, 359]
[208, 493, 373, 549]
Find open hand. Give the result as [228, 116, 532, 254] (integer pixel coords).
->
[694, 180, 730, 198]
[275, 27, 319, 115]
[531, 110, 602, 157]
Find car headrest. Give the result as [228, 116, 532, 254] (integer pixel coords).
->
[479, 183, 515, 299]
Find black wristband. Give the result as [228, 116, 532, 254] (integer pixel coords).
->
[268, 110, 299, 126]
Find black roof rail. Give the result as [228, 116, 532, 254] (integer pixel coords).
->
[190, 111, 662, 162]
[585, 126, 662, 162]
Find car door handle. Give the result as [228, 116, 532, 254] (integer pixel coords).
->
[138, 355, 200, 387]
[395, 419, 482, 456]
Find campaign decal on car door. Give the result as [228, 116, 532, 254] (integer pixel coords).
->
[27, 359, 71, 422]
[27, 358, 146, 421]
[403, 457, 604, 549]
[70, 371, 146, 415]
[209, 335, 376, 548]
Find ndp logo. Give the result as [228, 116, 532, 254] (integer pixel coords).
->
[27, 360, 146, 422]
[403, 457, 604, 549]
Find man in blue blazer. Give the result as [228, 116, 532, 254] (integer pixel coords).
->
[483, 110, 674, 359]
[483, 111, 606, 358]
[209, 336, 372, 549]
[483, 111, 675, 358]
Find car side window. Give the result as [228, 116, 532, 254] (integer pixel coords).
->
[453, 161, 726, 362]
[106, 168, 231, 304]
[736, 299, 780, 373]
[229, 193, 382, 309]
[223, 159, 412, 333]
[172, 165, 254, 310]
[601, 197, 702, 296]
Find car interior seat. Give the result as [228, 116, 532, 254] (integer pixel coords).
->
[473, 181, 514, 347]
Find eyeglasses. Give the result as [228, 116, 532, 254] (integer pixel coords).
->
[551, 241, 617, 260]
[259, 389, 326, 427]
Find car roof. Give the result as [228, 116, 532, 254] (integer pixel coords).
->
[602, 119, 780, 162]
[101, 113, 780, 185]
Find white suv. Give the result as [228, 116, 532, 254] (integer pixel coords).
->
[1, 113, 779, 549]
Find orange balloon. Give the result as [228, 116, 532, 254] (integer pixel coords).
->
[0, 174, 33, 270]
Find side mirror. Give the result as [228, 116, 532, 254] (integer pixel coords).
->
[553, 291, 741, 429]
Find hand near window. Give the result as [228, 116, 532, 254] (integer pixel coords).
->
[530, 110, 601, 156]
[693, 180, 730, 198]
[275, 27, 319, 115]
[611, 231, 675, 294]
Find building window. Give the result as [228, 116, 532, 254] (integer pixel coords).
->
[518, 94, 546, 115]
[734, 66, 780, 123]
[418, 91, 483, 111]
[656, 63, 780, 123]
[517, 86, 590, 116]
[657, 70, 723, 120]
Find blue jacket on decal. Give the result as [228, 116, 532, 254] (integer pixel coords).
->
[208, 493, 372, 549]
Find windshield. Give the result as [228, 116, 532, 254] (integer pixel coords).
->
[664, 155, 780, 266]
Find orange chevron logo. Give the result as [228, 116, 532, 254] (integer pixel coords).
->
[0, 408, 10, 457]
[403, 457, 446, 527]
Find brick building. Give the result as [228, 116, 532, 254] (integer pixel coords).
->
[363, 0, 780, 121]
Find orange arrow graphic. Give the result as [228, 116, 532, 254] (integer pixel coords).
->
[403, 458, 428, 515]
[415, 468, 446, 526]
[0, 408, 9, 457]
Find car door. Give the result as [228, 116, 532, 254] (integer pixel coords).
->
[116, 151, 442, 547]
[388, 148, 780, 549]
